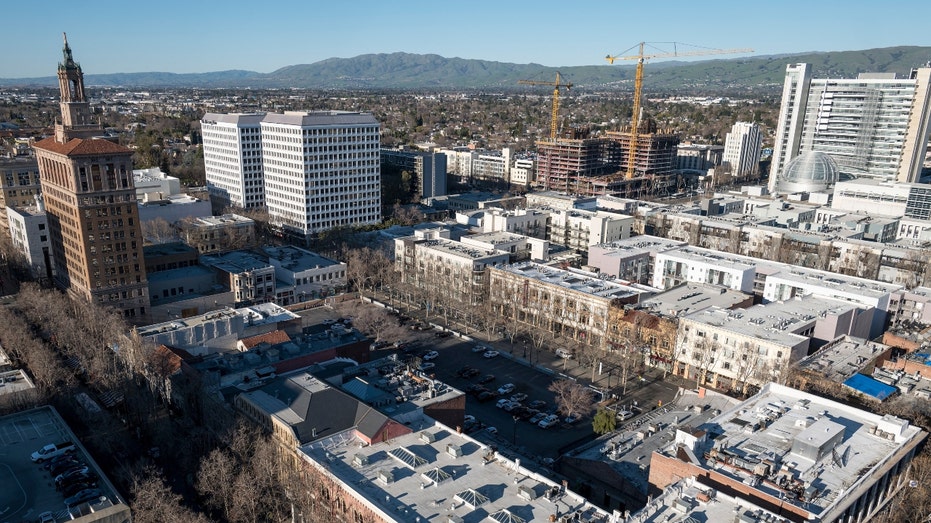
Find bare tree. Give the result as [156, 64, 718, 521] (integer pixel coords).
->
[339, 301, 405, 342]
[549, 379, 595, 419]
[131, 467, 212, 523]
[141, 217, 179, 244]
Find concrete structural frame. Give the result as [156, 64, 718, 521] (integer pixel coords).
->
[770, 63, 931, 191]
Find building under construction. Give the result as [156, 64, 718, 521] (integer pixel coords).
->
[535, 120, 679, 197]
[606, 118, 679, 177]
[534, 126, 619, 192]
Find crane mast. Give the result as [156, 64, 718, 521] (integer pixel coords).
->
[518, 72, 573, 141]
[605, 43, 753, 179]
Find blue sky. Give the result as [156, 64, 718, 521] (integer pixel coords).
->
[2, 0, 929, 78]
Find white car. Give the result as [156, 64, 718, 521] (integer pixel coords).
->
[472, 345, 490, 353]
[422, 351, 439, 361]
[617, 410, 635, 421]
[463, 415, 476, 425]
[419, 362, 436, 372]
[538, 415, 559, 429]
[496, 398, 513, 409]
[483, 350, 500, 359]
[486, 426, 498, 436]
[497, 383, 515, 395]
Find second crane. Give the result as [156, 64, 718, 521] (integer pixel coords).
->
[518, 72, 572, 141]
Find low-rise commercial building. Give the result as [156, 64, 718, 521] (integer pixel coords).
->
[649, 382, 927, 523]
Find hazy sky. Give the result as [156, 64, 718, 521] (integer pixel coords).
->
[3, 0, 929, 78]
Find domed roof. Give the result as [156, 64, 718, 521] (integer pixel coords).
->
[777, 152, 838, 193]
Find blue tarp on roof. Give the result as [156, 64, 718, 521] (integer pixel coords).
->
[843, 373, 897, 401]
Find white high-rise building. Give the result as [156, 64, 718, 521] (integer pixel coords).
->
[770, 63, 931, 192]
[261, 111, 381, 238]
[201, 113, 265, 209]
[722, 121, 762, 178]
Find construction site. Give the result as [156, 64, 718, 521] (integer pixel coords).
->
[527, 42, 750, 198]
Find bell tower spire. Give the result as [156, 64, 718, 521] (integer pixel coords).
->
[55, 33, 101, 142]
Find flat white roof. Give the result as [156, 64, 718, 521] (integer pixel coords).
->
[299, 419, 611, 523]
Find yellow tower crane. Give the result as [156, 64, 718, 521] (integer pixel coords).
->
[605, 43, 753, 179]
[518, 72, 573, 141]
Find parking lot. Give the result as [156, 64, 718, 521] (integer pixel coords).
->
[425, 338, 596, 460]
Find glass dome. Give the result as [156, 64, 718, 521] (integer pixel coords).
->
[776, 152, 839, 193]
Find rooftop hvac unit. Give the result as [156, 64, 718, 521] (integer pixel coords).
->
[446, 516, 464, 523]
[377, 469, 394, 484]
[517, 485, 538, 500]
[446, 443, 463, 458]
[352, 453, 369, 467]
[420, 431, 436, 443]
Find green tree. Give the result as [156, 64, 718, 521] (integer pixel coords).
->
[592, 408, 616, 435]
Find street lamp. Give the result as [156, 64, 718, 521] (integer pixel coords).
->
[512, 415, 520, 445]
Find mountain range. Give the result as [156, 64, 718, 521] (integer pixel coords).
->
[2, 46, 930, 92]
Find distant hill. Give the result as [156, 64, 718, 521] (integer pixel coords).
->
[2, 47, 929, 92]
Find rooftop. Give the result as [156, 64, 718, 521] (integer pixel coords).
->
[418, 238, 508, 261]
[262, 245, 344, 273]
[190, 213, 254, 227]
[201, 250, 271, 274]
[667, 382, 925, 517]
[502, 262, 652, 301]
[633, 476, 790, 523]
[681, 296, 860, 347]
[638, 283, 753, 317]
[261, 110, 378, 127]
[299, 419, 612, 523]
[590, 236, 686, 258]
[797, 336, 890, 382]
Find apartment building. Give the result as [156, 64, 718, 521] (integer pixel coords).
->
[380, 147, 447, 198]
[587, 236, 686, 283]
[6, 198, 52, 281]
[547, 208, 634, 254]
[487, 262, 651, 348]
[394, 236, 509, 309]
[0, 155, 42, 211]
[178, 214, 256, 254]
[676, 143, 723, 173]
[722, 121, 762, 179]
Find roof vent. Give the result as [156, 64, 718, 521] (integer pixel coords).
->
[446, 443, 463, 458]
[420, 431, 436, 443]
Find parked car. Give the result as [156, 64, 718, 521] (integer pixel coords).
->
[503, 401, 521, 413]
[456, 366, 474, 377]
[463, 415, 476, 425]
[497, 383, 515, 395]
[476, 391, 495, 402]
[31, 441, 75, 463]
[418, 362, 436, 372]
[485, 426, 498, 436]
[56, 469, 95, 489]
[434, 331, 453, 338]
[529, 412, 548, 424]
[61, 479, 99, 497]
[556, 348, 574, 359]
[478, 374, 495, 384]
[48, 457, 82, 476]
[369, 340, 390, 351]
[422, 351, 439, 361]
[64, 488, 104, 508]
[55, 466, 90, 483]
[472, 344, 490, 353]
[466, 384, 484, 394]
[322, 319, 337, 325]
[496, 398, 513, 409]
[564, 413, 582, 425]
[538, 415, 560, 429]
[528, 400, 547, 410]
[617, 410, 635, 421]
[510, 393, 528, 403]
[483, 350, 500, 359]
